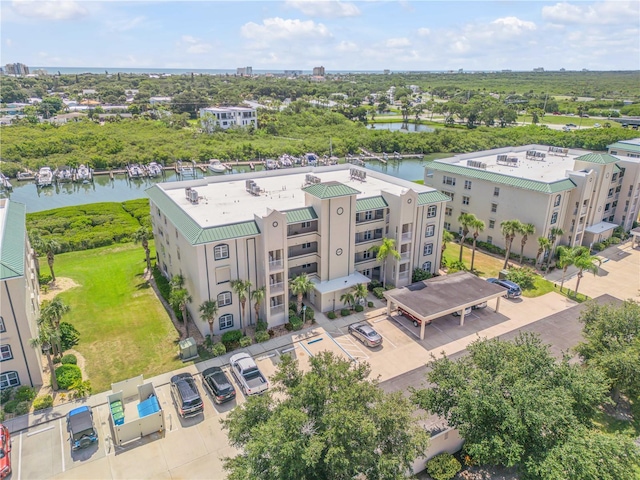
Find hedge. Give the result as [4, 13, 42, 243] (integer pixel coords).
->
[212, 343, 227, 357]
[55, 364, 82, 390]
[255, 331, 270, 343]
[239, 336, 252, 347]
[425, 452, 462, 480]
[61, 354, 78, 365]
[33, 395, 54, 411]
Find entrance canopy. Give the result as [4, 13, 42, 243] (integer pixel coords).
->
[384, 272, 508, 339]
[311, 271, 371, 294]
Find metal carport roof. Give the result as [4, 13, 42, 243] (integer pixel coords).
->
[383, 271, 509, 339]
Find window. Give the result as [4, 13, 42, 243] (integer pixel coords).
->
[616, 185, 622, 193]
[301, 221, 312, 228]
[426, 169, 434, 178]
[444, 222, 451, 230]
[363, 231, 372, 241]
[612, 201, 618, 209]
[0, 317, 4, 333]
[0, 345, 12, 362]
[554, 194, 562, 207]
[464, 180, 472, 190]
[494, 187, 500, 197]
[302, 242, 311, 249]
[175, 228, 179, 239]
[443, 176, 456, 186]
[422, 261, 432, 271]
[608, 215, 615, 222]
[608, 188, 614, 198]
[445, 206, 453, 216]
[462, 196, 470, 205]
[619, 167, 626, 178]
[364, 211, 373, 221]
[217, 291, 232, 307]
[177, 248, 181, 261]
[425, 224, 435, 237]
[489, 220, 495, 229]
[487, 236, 493, 244]
[442, 191, 455, 201]
[551, 212, 558, 224]
[491, 203, 498, 213]
[427, 205, 437, 218]
[362, 250, 372, 260]
[612, 173, 618, 182]
[214, 244, 229, 260]
[219, 314, 234, 330]
[423, 243, 433, 255]
[0, 371, 19, 389]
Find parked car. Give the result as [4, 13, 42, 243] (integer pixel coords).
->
[566, 123, 577, 127]
[487, 278, 522, 298]
[170, 373, 204, 418]
[452, 306, 472, 317]
[66, 406, 98, 451]
[398, 307, 429, 327]
[473, 301, 488, 310]
[562, 126, 571, 132]
[202, 367, 236, 404]
[0, 424, 11, 479]
[229, 353, 269, 396]
[594, 123, 601, 128]
[348, 323, 383, 347]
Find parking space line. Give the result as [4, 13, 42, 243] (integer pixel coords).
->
[389, 315, 421, 338]
[98, 406, 114, 455]
[333, 328, 369, 360]
[59, 419, 65, 472]
[17, 431, 22, 480]
[26, 425, 54, 436]
[369, 320, 398, 349]
[324, 331, 357, 362]
[298, 339, 314, 357]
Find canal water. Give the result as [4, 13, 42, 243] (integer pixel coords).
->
[368, 122, 435, 133]
[3, 157, 433, 212]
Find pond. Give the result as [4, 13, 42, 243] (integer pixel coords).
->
[367, 122, 435, 133]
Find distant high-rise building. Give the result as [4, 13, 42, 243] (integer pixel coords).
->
[533, 67, 545, 72]
[312, 66, 325, 76]
[383, 69, 390, 75]
[237, 66, 252, 76]
[33, 68, 48, 76]
[5, 63, 29, 76]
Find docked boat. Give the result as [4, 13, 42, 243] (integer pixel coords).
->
[278, 154, 293, 168]
[304, 153, 318, 165]
[127, 164, 144, 179]
[147, 162, 163, 177]
[54, 166, 73, 183]
[16, 171, 34, 181]
[35, 167, 54, 188]
[208, 159, 226, 173]
[265, 159, 279, 170]
[0, 173, 12, 191]
[74, 164, 93, 183]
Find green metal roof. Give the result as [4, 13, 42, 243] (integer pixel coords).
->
[356, 196, 388, 212]
[285, 207, 318, 224]
[146, 186, 260, 245]
[0, 201, 26, 280]
[426, 162, 576, 194]
[302, 181, 360, 199]
[417, 191, 451, 205]
[608, 141, 640, 153]
[575, 153, 620, 165]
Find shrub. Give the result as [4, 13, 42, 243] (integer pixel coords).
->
[3, 400, 19, 413]
[221, 330, 243, 345]
[72, 380, 92, 399]
[384, 283, 395, 290]
[592, 242, 605, 251]
[368, 280, 382, 291]
[284, 322, 293, 331]
[55, 364, 82, 390]
[0, 387, 13, 405]
[38, 273, 53, 285]
[608, 236, 621, 245]
[152, 265, 172, 301]
[303, 307, 314, 322]
[425, 452, 462, 480]
[60, 354, 78, 365]
[290, 316, 303, 331]
[0, 410, 4, 422]
[255, 331, 270, 343]
[373, 287, 385, 299]
[204, 334, 213, 347]
[289, 301, 297, 312]
[239, 336, 252, 347]
[327, 311, 337, 320]
[15, 401, 30, 416]
[60, 322, 80, 351]
[289, 309, 297, 319]
[354, 304, 364, 312]
[212, 343, 227, 357]
[256, 319, 268, 332]
[15, 386, 36, 402]
[412, 267, 432, 283]
[340, 308, 351, 317]
[33, 395, 54, 411]
[446, 260, 467, 273]
[267, 328, 275, 338]
[367, 301, 374, 308]
[506, 266, 536, 290]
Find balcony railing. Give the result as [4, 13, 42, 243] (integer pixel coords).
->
[401, 232, 412, 242]
[355, 255, 374, 264]
[581, 206, 588, 215]
[270, 305, 285, 314]
[269, 259, 284, 271]
[355, 233, 383, 244]
[400, 252, 411, 260]
[270, 282, 285, 294]
[289, 246, 318, 258]
[398, 270, 410, 279]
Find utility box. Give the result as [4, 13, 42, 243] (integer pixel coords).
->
[498, 269, 509, 280]
[179, 337, 198, 361]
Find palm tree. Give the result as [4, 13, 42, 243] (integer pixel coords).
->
[30, 319, 61, 391]
[170, 275, 192, 339]
[555, 246, 575, 293]
[340, 291, 355, 310]
[289, 274, 314, 315]
[457, 213, 475, 263]
[500, 220, 522, 269]
[518, 223, 536, 265]
[546, 227, 565, 271]
[133, 226, 152, 273]
[33, 238, 60, 284]
[372, 237, 401, 288]
[573, 248, 601, 297]
[41, 296, 70, 355]
[536, 236, 551, 268]
[199, 300, 218, 337]
[352, 283, 368, 307]
[230, 279, 252, 330]
[440, 230, 454, 267]
[251, 286, 266, 324]
[469, 218, 485, 272]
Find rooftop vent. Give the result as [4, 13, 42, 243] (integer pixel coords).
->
[188, 188, 199, 204]
[350, 168, 367, 181]
[466, 160, 487, 169]
[548, 146, 569, 157]
[305, 174, 321, 185]
[526, 150, 546, 161]
[496, 154, 519, 167]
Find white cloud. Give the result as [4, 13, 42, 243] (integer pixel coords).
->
[241, 17, 331, 41]
[417, 28, 430, 37]
[491, 16, 536, 34]
[6, 39, 12, 47]
[286, 1, 360, 18]
[104, 15, 146, 32]
[542, 1, 639, 25]
[336, 40, 358, 52]
[11, 0, 88, 21]
[177, 35, 212, 55]
[385, 37, 411, 48]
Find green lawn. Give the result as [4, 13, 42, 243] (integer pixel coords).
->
[40, 243, 185, 392]
[516, 114, 622, 128]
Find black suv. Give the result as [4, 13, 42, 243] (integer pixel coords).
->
[170, 373, 204, 418]
[202, 367, 236, 404]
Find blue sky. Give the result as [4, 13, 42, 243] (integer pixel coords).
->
[1, 1, 638, 71]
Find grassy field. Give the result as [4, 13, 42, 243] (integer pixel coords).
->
[516, 114, 622, 128]
[40, 242, 185, 393]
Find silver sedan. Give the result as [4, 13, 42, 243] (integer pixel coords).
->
[348, 323, 383, 347]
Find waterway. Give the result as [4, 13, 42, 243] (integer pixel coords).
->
[2, 157, 436, 212]
[368, 122, 435, 133]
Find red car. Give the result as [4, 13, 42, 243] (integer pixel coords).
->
[398, 307, 430, 327]
[0, 424, 11, 479]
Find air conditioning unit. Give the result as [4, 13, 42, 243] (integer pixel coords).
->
[188, 189, 199, 204]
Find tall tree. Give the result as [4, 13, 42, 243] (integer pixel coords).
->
[340, 291, 355, 309]
[469, 217, 486, 272]
[170, 275, 192, 339]
[33, 238, 60, 284]
[457, 213, 476, 263]
[440, 229, 454, 267]
[230, 279, 252, 330]
[555, 245, 575, 293]
[518, 222, 536, 265]
[500, 220, 522, 269]
[546, 227, 565, 270]
[133, 226, 152, 273]
[372, 237, 401, 288]
[289, 274, 314, 315]
[573, 248, 601, 297]
[536, 236, 551, 268]
[251, 286, 266, 324]
[29, 319, 61, 391]
[41, 296, 70, 355]
[199, 300, 218, 337]
[352, 283, 369, 307]
[222, 352, 430, 479]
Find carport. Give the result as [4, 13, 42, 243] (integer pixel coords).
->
[383, 272, 509, 340]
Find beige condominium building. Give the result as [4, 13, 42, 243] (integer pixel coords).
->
[147, 165, 449, 336]
[423, 140, 640, 260]
[0, 200, 42, 389]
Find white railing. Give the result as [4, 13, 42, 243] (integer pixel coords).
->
[270, 305, 285, 314]
[269, 259, 283, 270]
[401, 232, 412, 242]
[401, 252, 411, 260]
[270, 282, 285, 293]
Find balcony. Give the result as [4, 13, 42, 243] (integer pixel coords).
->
[288, 223, 318, 237]
[581, 206, 588, 215]
[398, 270, 410, 280]
[400, 251, 411, 260]
[270, 304, 285, 314]
[355, 254, 374, 264]
[270, 282, 285, 294]
[288, 244, 318, 258]
[269, 259, 284, 271]
[401, 231, 412, 243]
[355, 232, 383, 244]
[356, 211, 384, 224]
